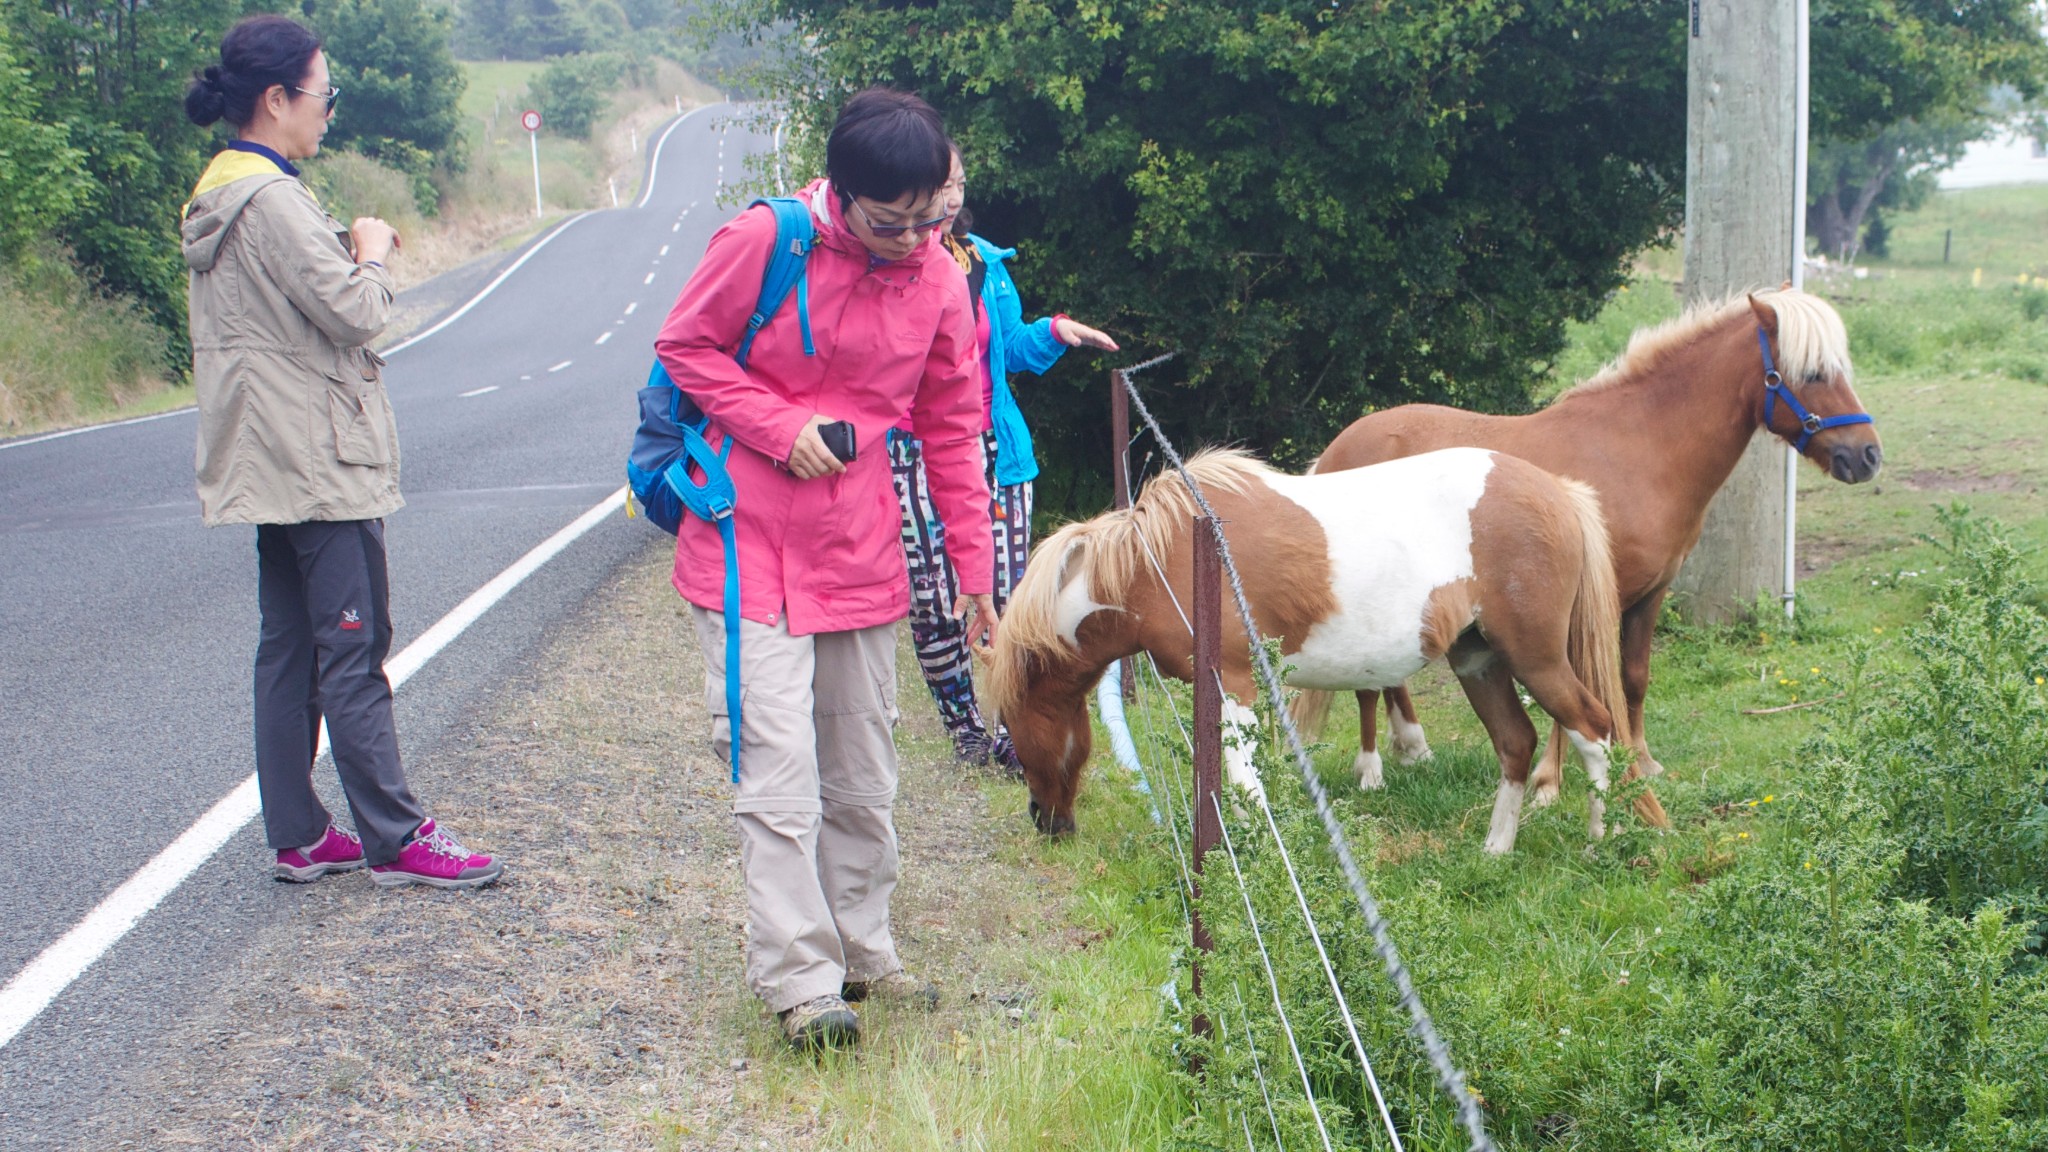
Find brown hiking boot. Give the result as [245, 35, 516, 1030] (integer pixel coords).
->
[779, 994, 859, 1051]
[842, 970, 939, 1010]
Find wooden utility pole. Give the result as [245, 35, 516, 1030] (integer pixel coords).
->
[1672, 0, 1808, 622]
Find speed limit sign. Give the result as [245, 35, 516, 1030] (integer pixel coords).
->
[520, 109, 542, 132]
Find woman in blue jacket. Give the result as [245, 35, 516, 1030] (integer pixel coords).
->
[891, 146, 1118, 770]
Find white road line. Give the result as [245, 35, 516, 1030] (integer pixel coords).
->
[659, 245, 670, 257]
[548, 360, 572, 373]
[0, 407, 196, 453]
[643, 272, 656, 285]
[459, 385, 499, 397]
[636, 103, 723, 210]
[595, 331, 612, 345]
[519, 374, 532, 381]
[382, 212, 594, 358]
[0, 487, 630, 1052]
[624, 302, 638, 315]
[671, 222, 679, 232]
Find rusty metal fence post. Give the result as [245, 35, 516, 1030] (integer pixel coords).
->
[1112, 371, 1135, 699]
[1190, 514, 1223, 1048]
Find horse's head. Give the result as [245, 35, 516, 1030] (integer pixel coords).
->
[986, 527, 1133, 837]
[1749, 292, 1883, 484]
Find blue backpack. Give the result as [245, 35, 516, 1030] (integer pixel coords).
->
[628, 197, 817, 781]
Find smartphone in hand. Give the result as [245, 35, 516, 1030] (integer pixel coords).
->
[817, 420, 857, 464]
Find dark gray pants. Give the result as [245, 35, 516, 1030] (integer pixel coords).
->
[254, 520, 424, 866]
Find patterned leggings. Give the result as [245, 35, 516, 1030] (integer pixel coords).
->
[889, 430, 1033, 746]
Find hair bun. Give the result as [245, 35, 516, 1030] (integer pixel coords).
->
[201, 64, 225, 88]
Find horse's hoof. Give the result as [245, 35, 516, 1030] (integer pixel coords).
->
[1353, 749, 1384, 790]
[1640, 757, 1667, 778]
[1481, 835, 1515, 856]
[1529, 783, 1561, 808]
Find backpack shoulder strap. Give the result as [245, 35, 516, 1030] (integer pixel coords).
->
[735, 196, 817, 367]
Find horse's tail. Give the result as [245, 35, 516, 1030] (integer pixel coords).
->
[1290, 688, 1335, 740]
[1559, 479, 1632, 748]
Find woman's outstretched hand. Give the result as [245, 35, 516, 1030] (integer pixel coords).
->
[1052, 316, 1119, 351]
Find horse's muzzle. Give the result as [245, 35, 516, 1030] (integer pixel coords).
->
[1027, 797, 1075, 838]
[1830, 442, 1883, 483]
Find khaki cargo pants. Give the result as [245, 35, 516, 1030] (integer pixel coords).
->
[691, 608, 904, 1013]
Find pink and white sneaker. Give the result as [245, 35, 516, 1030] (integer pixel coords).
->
[274, 824, 366, 883]
[369, 818, 505, 890]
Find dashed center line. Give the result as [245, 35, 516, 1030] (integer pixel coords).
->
[643, 272, 656, 285]
[659, 245, 670, 257]
[671, 222, 679, 232]
[458, 385, 499, 398]
[624, 302, 638, 316]
[595, 331, 613, 345]
[548, 360, 572, 373]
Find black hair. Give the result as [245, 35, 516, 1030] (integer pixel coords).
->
[184, 15, 323, 129]
[951, 204, 974, 240]
[825, 88, 950, 209]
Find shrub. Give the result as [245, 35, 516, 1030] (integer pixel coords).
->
[530, 52, 627, 138]
[300, 151, 426, 237]
[1628, 509, 2048, 1150]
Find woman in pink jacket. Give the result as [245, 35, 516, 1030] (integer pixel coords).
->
[653, 89, 995, 1052]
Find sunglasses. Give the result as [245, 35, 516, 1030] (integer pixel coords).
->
[851, 197, 949, 239]
[294, 85, 342, 115]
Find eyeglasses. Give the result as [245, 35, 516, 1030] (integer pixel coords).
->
[851, 197, 949, 239]
[294, 85, 341, 115]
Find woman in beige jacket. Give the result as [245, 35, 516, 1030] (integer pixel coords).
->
[182, 14, 501, 889]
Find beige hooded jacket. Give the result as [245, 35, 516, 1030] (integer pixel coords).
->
[182, 149, 401, 526]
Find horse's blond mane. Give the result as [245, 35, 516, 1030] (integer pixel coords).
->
[984, 448, 1269, 722]
[1560, 287, 1853, 400]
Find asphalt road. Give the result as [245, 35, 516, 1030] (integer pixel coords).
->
[0, 101, 766, 1146]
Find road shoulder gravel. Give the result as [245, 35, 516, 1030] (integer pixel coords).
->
[87, 543, 1092, 1150]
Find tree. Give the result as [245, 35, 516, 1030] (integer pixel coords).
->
[0, 21, 89, 259]
[1807, 115, 1979, 262]
[529, 50, 626, 136]
[2, 0, 234, 344]
[300, 0, 468, 211]
[1804, 0, 2048, 261]
[741, 0, 1688, 512]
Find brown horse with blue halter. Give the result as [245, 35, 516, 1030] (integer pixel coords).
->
[1296, 288, 1880, 803]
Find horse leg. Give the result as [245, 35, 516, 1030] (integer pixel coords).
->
[1220, 696, 1269, 808]
[1620, 590, 1667, 778]
[1447, 637, 1538, 855]
[1353, 689, 1383, 789]
[1529, 724, 1566, 808]
[1385, 686, 1433, 765]
[1508, 660, 1620, 843]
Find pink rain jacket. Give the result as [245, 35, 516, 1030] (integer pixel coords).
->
[654, 179, 993, 635]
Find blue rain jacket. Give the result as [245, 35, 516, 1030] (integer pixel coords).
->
[972, 233, 1067, 487]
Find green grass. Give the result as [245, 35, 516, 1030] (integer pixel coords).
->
[0, 245, 180, 435]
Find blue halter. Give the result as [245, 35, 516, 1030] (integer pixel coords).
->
[1756, 326, 1873, 452]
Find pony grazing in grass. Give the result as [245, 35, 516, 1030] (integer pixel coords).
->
[1300, 289, 1880, 803]
[984, 446, 1672, 854]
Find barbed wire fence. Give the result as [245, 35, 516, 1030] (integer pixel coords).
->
[1090, 354, 1498, 1152]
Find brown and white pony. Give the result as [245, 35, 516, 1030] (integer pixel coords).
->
[1300, 289, 1881, 803]
[985, 447, 1672, 854]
